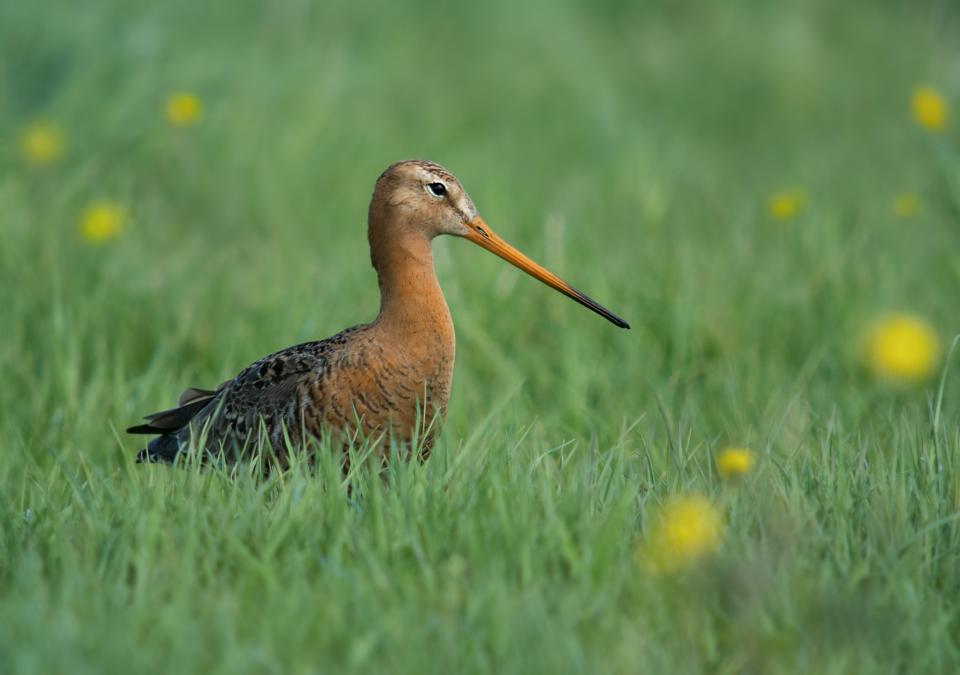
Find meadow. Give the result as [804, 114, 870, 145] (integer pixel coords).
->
[2, 0, 960, 672]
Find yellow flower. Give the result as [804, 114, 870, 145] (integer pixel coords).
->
[865, 313, 940, 383]
[716, 447, 755, 480]
[892, 192, 920, 218]
[20, 121, 65, 166]
[768, 189, 805, 221]
[79, 202, 125, 244]
[165, 92, 202, 127]
[912, 86, 948, 132]
[638, 494, 723, 574]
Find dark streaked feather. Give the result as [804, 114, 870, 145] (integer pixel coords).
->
[178, 387, 217, 407]
[126, 389, 218, 435]
[128, 327, 366, 463]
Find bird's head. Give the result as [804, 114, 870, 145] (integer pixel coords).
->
[369, 160, 629, 329]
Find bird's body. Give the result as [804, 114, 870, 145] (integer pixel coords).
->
[129, 160, 627, 465]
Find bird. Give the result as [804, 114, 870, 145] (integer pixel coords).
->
[128, 160, 629, 466]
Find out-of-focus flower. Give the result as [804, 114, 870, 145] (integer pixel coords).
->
[79, 202, 125, 244]
[20, 121, 65, 166]
[892, 193, 920, 218]
[637, 494, 723, 574]
[165, 92, 202, 127]
[768, 189, 805, 221]
[864, 313, 940, 383]
[912, 87, 948, 132]
[716, 447, 756, 480]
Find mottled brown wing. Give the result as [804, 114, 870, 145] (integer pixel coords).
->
[131, 327, 365, 463]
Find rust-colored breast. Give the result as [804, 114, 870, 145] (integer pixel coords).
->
[301, 320, 455, 454]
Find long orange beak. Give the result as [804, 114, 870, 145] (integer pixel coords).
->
[462, 217, 630, 329]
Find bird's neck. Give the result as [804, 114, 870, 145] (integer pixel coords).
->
[371, 232, 453, 345]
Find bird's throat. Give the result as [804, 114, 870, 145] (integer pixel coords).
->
[373, 234, 454, 348]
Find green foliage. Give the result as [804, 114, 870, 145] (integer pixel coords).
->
[2, 0, 960, 672]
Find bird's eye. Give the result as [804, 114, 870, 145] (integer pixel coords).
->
[426, 182, 447, 198]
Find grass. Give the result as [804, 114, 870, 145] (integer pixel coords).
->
[2, 0, 960, 672]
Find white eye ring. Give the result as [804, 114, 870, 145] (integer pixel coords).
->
[426, 182, 447, 198]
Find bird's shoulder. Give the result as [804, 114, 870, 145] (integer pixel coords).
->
[225, 323, 370, 397]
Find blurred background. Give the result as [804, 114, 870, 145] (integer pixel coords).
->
[4, 2, 960, 672]
[2, 0, 959, 454]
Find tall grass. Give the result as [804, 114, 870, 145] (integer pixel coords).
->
[2, 0, 959, 672]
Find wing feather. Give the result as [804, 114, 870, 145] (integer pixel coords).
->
[126, 395, 216, 435]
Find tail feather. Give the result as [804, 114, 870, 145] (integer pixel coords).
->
[127, 396, 216, 435]
[129, 385, 219, 463]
